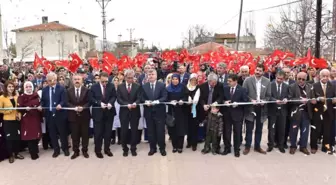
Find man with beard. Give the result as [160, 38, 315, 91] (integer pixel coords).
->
[242, 64, 271, 155]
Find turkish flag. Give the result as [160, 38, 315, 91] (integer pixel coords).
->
[101, 60, 113, 74]
[42, 59, 54, 72]
[103, 51, 118, 66]
[69, 53, 83, 73]
[55, 60, 70, 69]
[33, 53, 43, 69]
[89, 58, 100, 70]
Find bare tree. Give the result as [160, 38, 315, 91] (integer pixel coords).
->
[19, 39, 34, 62]
[264, 0, 333, 57]
[183, 24, 213, 48]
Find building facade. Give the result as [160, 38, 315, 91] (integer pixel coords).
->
[12, 17, 97, 62]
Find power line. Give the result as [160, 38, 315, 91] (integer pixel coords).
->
[244, 0, 303, 13]
[214, 0, 303, 31]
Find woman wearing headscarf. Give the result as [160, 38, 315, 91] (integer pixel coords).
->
[18, 81, 42, 160]
[167, 73, 188, 153]
[0, 81, 24, 163]
[186, 73, 200, 151]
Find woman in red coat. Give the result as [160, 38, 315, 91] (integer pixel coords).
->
[18, 81, 42, 160]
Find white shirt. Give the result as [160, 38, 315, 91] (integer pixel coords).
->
[150, 81, 156, 90]
[276, 82, 282, 95]
[219, 74, 226, 83]
[75, 86, 81, 98]
[230, 85, 237, 95]
[255, 77, 262, 101]
[49, 85, 56, 111]
[320, 82, 327, 95]
[126, 82, 132, 89]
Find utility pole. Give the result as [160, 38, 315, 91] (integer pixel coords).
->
[40, 36, 44, 56]
[236, 0, 244, 51]
[127, 28, 135, 53]
[315, 0, 322, 58]
[96, 0, 111, 51]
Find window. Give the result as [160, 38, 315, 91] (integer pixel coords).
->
[75, 35, 77, 43]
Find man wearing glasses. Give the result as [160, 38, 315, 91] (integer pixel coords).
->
[288, 72, 312, 155]
[90, 72, 116, 158]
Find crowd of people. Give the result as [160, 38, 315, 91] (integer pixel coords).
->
[0, 58, 335, 164]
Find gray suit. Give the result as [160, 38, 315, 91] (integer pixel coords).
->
[242, 76, 271, 149]
[243, 76, 271, 123]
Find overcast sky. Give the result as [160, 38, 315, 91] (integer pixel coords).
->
[1, 0, 334, 49]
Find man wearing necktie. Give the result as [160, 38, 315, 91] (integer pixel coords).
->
[310, 69, 336, 154]
[90, 72, 116, 158]
[66, 74, 91, 159]
[40, 72, 68, 158]
[117, 69, 142, 157]
[222, 74, 248, 157]
[199, 73, 224, 153]
[216, 62, 228, 86]
[267, 71, 289, 153]
[141, 69, 167, 156]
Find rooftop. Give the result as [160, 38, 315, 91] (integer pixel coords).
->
[12, 21, 97, 37]
[214, 33, 236, 39]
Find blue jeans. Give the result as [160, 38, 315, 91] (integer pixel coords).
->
[290, 112, 310, 148]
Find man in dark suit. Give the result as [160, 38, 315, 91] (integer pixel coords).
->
[199, 72, 224, 153]
[41, 72, 69, 158]
[222, 74, 248, 157]
[141, 69, 167, 156]
[117, 69, 142, 157]
[178, 64, 190, 86]
[31, 68, 45, 91]
[90, 72, 116, 158]
[310, 69, 336, 154]
[216, 62, 228, 86]
[288, 72, 312, 155]
[67, 74, 91, 159]
[237, 65, 250, 86]
[267, 71, 289, 153]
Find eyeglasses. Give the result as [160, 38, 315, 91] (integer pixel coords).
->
[297, 78, 305, 81]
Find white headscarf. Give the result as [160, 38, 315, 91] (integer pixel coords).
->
[24, 81, 34, 95]
[187, 73, 198, 91]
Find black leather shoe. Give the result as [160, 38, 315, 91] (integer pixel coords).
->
[160, 150, 167, 156]
[201, 149, 210, 154]
[14, 154, 24, 160]
[267, 147, 273, 152]
[222, 149, 231, 155]
[52, 152, 60, 158]
[96, 153, 104, 158]
[83, 152, 89, 158]
[186, 144, 191, 148]
[234, 151, 240, 158]
[9, 156, 14, 163]
[104, 151, 113, 157]
[123, 152, 128, 157]
[31, 153, 39, 160]
[279, 148, 286, 153]
[111, 139, 116, 145]
[131, 151, 137, 156]
[148, 150, 157, 156]
[211, 150, 217, 155]
[192, 146, 197, 151]
[172, 148, 177, 153]
[71, 152, 79, 160]
[64, 150, 70, 156]
[177, 149, 183, 153]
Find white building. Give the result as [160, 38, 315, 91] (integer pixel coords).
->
[12, 16, 97, 62]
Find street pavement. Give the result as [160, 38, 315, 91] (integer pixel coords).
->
[0, 127, 335, 185]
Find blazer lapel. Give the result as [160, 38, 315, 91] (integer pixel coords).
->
[79, 87, 86, 102]
[231, 86, 239, 101]
[129, 83, 136, 98]
[251, 77, 257, 96]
